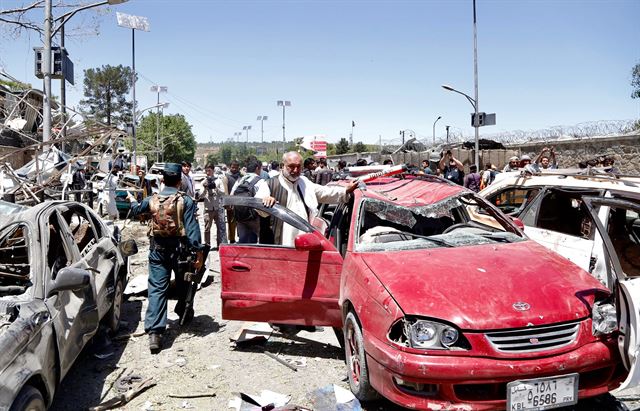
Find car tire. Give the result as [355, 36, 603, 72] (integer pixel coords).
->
[9, 385, 45, 411]
[344, 311, 378, 401]
[104, 277, 124, 335]
[579, 393, 628, 410]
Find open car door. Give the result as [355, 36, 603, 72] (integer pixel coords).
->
[219, 196, 343, 327]
[583, 197, 640, 391]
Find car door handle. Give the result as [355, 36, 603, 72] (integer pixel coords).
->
[230, 263, 251, 272]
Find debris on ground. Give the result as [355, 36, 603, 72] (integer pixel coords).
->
[88, 376, 156, 411]
[230, 322, 273, 347]
[228, 390, 292, 411]
[308, 385, 362, 411]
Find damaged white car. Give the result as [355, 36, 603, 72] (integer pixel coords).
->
[0, 200, 136, 411]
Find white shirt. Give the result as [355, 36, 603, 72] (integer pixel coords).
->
[255, 174, 348, 246]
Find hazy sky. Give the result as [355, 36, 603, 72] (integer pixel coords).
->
[1, 0, 639, 144]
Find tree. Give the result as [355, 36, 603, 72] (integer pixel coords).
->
[80, 65, 134, 127]
[1, 2, 103, 40]
[632, 63, 640, 99]
[335, 138, 350, 155]
[352, 141, 367, 153]
[136, 113, 196, 164]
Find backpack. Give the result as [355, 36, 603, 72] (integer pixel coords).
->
[148, 192, 186, 237]
[233, 176, 261, 223]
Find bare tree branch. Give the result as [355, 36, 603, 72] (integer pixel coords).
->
[0, 1, 44, 16]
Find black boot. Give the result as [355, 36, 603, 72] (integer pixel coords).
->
[149, 332, 162, 354]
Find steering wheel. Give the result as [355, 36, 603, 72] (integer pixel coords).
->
[442, 223, 473, 234]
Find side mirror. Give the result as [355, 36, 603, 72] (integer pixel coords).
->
[294, 232, 324, 251]
[119, 239, 138, 257]
[47, 268, 91, 298]
[511, 217, 525, 230]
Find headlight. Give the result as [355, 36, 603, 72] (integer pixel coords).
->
[592, 301, 617, 336]
[403, 319, 459, 349]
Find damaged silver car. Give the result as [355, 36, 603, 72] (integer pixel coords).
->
[0, 200, 136, 410]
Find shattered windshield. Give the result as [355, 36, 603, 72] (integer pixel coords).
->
[0, 223, 31, 297]
[356, 194, 523, 252]
[0, 201, 27, 215]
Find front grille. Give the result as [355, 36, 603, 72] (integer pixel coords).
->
[485, 322, 579, 353]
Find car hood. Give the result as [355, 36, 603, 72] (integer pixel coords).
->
[358, 241, 607, 330]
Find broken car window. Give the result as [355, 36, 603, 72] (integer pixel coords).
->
[0, 224, 31, 296]
[357, 194, 523, 252]
[47, 216, 71, 280]
[62, 210, 97, 258]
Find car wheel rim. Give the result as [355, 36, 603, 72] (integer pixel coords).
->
[347, 322, 361, 386]
[112, 281, 123, 329]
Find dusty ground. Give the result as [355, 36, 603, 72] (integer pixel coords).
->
[48, 210, 640, 411]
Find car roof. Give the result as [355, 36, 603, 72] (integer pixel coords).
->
[339, 176, 469, 207]
[483, 169, 640, 194]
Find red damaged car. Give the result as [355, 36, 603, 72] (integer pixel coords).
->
[220, 175, 640, 411]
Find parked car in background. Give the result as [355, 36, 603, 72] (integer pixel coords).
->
[0, 200, 137, 410]
[220, 174, 640, 410]
[479, 168, 640, 287]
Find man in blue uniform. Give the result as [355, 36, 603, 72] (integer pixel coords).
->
[128, 163, 203, 353]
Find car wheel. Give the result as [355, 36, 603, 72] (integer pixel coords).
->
[104, 277, 124, 335]
[344, 311, 378, 401]
[9, 385, 45, 411]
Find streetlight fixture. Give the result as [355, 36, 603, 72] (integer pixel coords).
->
[242, 125, 252, 144]
[277, 100, 291, 152]
[150, 85, 167, 162]
[117, 11, 150, 172]
[41, 0, 128, 142]
[233, 132, 242, 144]
[136, 102, 169, 122]
[442, 84, 479, 168]
[432, 115, 442, 145]
[256, 115, 268, 143]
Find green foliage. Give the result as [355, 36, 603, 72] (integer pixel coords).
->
[135, 113, 196, 164]
[80, 64, 134, 127]
[335, 138, 350, 155]
[351, 141, 367, 153]
[633, 63, 640, 99]
[0, 79, 31, 90]
[205, 153, 220, 166]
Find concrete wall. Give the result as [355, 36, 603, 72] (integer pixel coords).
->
[328, 133, 640, 174]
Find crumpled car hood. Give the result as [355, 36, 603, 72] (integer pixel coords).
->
[359, 241, 607, 330]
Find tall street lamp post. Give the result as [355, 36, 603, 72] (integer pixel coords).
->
[234, 132, 242, 144]
[257, 115, 268, 143]
[432, 115, 442, 145]
[242, 125, 252, 144]
[442, 84, 479, 168]
[117, 12, 150, 172]
[42, 0, 128, 142]
[277, 100, 291, 152]
[150, 85, 167, 162]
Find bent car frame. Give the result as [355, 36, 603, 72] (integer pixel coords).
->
[0, 200, 136, 410]
[219, 173, 640, 411]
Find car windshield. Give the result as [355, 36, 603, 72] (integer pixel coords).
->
[0, 201, 27, 215]
[356, 193, 523, 252]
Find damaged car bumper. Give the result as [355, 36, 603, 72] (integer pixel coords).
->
[365, 327, 622, 411]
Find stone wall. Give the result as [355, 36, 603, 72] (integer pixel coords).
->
[328, 133, 640, 174]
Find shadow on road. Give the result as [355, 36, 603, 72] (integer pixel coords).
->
[49, 299, 143, 410]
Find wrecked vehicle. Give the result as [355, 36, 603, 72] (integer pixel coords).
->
[220, 174, 640, 410]
[0, 200, 136, 410]
[479, 168, 640, 280]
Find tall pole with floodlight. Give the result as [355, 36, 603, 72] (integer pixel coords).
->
[257, 115, 268, 143]
[116, 12, 150, 172]
[277, 100, 291, 152]
[432, 115, 442, 145]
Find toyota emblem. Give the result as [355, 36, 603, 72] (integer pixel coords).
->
[513, 302, 531, 311]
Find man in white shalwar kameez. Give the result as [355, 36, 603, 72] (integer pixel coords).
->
[256, 152, 358, 246]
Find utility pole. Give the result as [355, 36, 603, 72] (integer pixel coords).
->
[257, 115, 268, 143]
[472, 0, 480, 169]
[150, 85, 167, 163]
[42, 0, 53, 142]
[446, 125, 450, 143]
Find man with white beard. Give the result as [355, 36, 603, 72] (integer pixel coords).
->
[256, 151, 358, 246]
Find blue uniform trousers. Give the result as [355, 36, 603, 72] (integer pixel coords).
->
[146, 245, 188, 333]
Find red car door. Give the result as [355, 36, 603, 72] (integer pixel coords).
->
[220, 197, 343, 327]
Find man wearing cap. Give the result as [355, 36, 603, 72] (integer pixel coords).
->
[503, 156, 520, 172]
[127, 163, 204, 353]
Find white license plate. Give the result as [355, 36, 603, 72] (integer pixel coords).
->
[506, 373, 578, 411]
